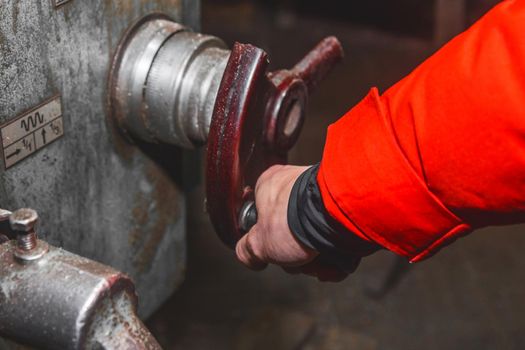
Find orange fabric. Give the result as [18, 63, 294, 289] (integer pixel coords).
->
[318, 0, 525, 262]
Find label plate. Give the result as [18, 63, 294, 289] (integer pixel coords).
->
[1, 96, 64, 169]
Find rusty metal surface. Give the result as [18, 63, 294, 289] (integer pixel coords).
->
[0, 0, 199, 319]
[0, 240, 161, 350]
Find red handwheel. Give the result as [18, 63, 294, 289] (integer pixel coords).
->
[206, 37, 344, 248]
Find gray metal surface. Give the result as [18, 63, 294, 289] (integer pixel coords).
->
[112, 17, 230, 148]
[0, 240, 161, 350]
[0, 0, 200, 318]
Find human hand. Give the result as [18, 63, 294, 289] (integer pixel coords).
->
[235, 165, 350, 281]
[235, 165, 317, 269]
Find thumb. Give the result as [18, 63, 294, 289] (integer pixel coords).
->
[235, 226, 269, 271]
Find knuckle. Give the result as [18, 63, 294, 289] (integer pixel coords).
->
[235, 240, 246, 262]
[245, 233, 266, 261]
[258, 165, 283, 184]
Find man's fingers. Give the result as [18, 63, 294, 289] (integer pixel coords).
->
[236, 230, 350, 282]
[235, 229, 269, 271]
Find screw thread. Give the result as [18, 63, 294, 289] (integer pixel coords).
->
[17, 232, 37, 251]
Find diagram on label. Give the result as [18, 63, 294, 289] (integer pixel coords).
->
[1, 96, 64, 169]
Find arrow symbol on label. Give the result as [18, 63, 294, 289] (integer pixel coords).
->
[41, 128, 47, 145]
[6, 149, 20, 159]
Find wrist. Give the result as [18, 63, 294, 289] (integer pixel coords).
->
[287, 164, 381, 272]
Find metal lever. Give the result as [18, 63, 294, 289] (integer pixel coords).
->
[292, 36, 346, 94]
[236, 38, 344, 235]
[264, 37, 344, 152]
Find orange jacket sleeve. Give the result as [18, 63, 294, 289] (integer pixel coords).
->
[317, 0, 525, 262]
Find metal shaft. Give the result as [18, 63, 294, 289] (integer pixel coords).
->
[112, 17, 231, 148]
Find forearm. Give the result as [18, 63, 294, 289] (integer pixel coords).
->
[295, 0, 525, 262]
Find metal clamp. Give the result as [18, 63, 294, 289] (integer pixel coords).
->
[0, 208, 162, 350]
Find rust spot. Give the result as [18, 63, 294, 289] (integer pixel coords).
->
[131, 161, 181, 273]
[132, 198, 149, 226]
[128, 193, 148, 247]
[110, 0, 135, 14]
[128, 228, 141, 247]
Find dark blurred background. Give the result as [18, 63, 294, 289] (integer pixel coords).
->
[148, 1, 525, 349]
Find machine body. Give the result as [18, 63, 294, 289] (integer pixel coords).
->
[0, 1, 199, 319]
[0, 2, 343, 348]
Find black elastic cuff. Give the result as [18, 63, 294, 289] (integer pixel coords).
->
[288, 164, 381, 272]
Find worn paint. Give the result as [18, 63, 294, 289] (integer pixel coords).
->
[127, 161, 181, 274]
[0, 0, 199, 320]
[135, 164, 181, 272]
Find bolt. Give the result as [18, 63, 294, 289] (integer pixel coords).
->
[239, 201, 258, 233]
[10, 208, 39, 252]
